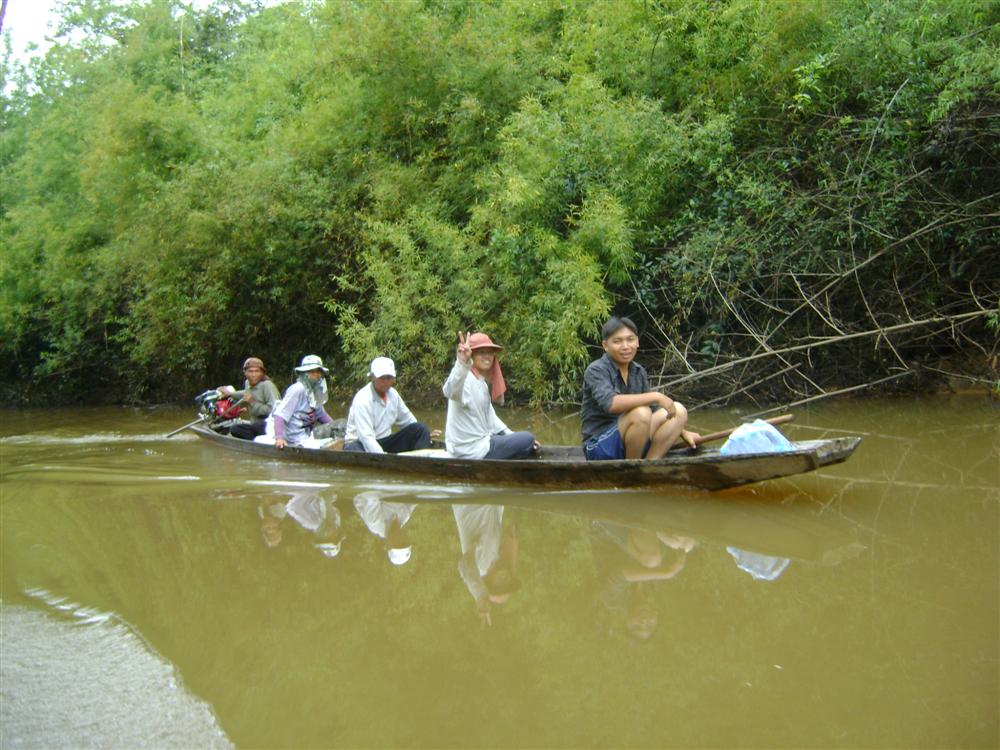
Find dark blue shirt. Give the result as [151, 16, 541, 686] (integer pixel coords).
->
[580, 353, 654, 443]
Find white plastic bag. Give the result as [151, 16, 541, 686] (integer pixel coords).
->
[726, 546, 792, 581]
[719, 419, 794, 455]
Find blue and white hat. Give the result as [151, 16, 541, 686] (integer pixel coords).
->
[295, 354, 329, 373]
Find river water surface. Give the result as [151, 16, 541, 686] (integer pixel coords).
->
[1, 397, 997, 748]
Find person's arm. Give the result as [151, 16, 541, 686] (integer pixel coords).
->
[621, 552, 687, 582]
[248, 381, 280, 419]
[458, 552, 490, 618]
[393, 392, 417, 428]
[352, 398, 384, 454]
[272, 385, 298, 449]
[609, 392, 673, 414]
[584, 363, 673, 416]
[442, 358, 473, 402]
[274, 415, 287, 448]
[488, 404, 511, 435]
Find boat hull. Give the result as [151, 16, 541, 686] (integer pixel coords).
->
[190, 426, 861, 491]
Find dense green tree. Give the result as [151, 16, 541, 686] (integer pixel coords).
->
[1, 0, 996, 405]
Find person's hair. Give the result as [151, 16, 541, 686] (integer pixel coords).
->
[601, 316, 639, 341]
[484, 566, 521, 597]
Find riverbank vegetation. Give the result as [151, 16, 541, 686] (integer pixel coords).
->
[2, 0, 997, 407]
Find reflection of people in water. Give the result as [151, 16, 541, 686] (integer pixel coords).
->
[353, 491, 417, 565]
[590, 521, 694, 641]
[453, 504, 520, 626]
[257, 493, 344, 557]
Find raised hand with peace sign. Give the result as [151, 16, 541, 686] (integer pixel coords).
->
[456, 330, 472, 364]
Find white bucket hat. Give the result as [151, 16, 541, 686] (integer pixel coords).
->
[295, 354, 329, 373]
[370, 356, 396, 378]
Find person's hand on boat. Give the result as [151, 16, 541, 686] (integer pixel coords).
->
[275, 437, 287, 450]
[430, 428, 442, 438]
[680, 429, 700, 449]
[531, 439, 541, 453]
[456, 330, 472, 364]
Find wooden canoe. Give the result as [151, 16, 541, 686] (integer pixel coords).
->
[190, 425, 860, 491]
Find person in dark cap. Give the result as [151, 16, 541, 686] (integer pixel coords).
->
[219, 357, 281, 440]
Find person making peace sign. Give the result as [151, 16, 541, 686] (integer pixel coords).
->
[441, 332, 540, 460]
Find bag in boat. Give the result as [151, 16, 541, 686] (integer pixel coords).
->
[214, 398, 237, 417]
[719, 419, 794, 455]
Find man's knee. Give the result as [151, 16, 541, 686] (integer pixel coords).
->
[412, 422, 431, 448]
[635, 548, 663, 568]
[620, 406, 653, 430]
[673, 402, 689, 426]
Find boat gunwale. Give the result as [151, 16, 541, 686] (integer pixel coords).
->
[189, 425, 861, 491]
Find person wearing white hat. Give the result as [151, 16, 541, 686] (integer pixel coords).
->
[343, 356, 438, 454]
[266, 354, 336, 449]
[353, 491, 416, 566]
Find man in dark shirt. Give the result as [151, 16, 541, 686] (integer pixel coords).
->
[580, 316, 698, 460]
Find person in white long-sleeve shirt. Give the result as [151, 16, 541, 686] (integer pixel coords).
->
[343, 357, 437, 453]
[353, 491, 417, 565]
[442, 332, 540, 459]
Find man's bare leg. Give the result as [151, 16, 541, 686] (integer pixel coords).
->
[646, 403, 689, 459]
[618, 407, 653, 459]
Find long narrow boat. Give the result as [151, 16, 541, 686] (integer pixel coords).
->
[190, 424, 860, 491]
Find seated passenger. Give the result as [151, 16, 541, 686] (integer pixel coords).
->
[353, 491, 417, 566]
[442, 331, 539, 459]
[265, 354, 336, 449]
[453, 504, 520, 627]
[581, 316, 698, 460]
[343, 356, 437, 454]
[220, 357, 281, 441]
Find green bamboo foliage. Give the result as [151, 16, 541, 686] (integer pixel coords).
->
[2, 0, 996, 404]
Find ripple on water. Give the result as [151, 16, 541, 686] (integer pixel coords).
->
[0, 432, 188, 446]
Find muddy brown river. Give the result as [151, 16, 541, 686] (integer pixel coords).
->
[1, 396, 997, 748]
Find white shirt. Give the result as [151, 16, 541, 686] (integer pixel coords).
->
[442, 359, 510, 458]
[344, 383, 417, 453]
[454, 504, 504, 604]
[353, 492, 415, 539]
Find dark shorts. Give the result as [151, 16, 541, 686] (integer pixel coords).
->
[584, 424, 625, 461]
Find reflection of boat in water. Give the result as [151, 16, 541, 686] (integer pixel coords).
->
[191, 425, 860, 491]
[447, 486, 865, 566]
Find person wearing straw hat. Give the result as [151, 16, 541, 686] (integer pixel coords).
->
[442, 331, 540, 460]
[264, 354, 336, 449]
[581, 316, 698, 461]
[343, 356, 438, 454]
[221, 357, 281, 441]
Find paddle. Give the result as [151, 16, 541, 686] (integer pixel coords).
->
[166, 414, 208, 438]
[165, 397, 247, 438]
[671, 413, 795, 451]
